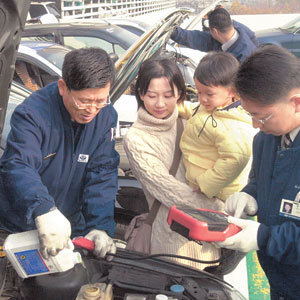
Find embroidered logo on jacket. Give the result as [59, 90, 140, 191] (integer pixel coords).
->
[78, 154, 89, 163]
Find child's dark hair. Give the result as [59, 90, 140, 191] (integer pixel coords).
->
[135, 58, 186, 108]
[194, 52, 239, 87]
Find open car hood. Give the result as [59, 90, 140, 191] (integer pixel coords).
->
[110, 9, 191, 103]
[0, 0, 31, 144]
[110, 1, 232, 103]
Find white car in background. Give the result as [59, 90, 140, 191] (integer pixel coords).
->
[27, 1, 60, 23]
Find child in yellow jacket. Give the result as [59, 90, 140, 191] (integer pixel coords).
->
[180, 52, 257, 201]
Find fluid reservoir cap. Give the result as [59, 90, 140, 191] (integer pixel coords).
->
[155, 294, 168, 300]
[170, 284, 185, 293]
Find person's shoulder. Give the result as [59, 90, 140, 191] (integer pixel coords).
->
[253, 130, 273, 147]
[229, 35, 257, 61]
[232, 19, 253, 33]
[15, 82, 58, 118]
[94, 104, 118, 129]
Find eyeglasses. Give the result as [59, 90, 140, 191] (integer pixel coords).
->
[245, 111, 273, 125]
[71, 94, 110, 110]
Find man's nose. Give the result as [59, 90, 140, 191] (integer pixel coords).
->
[85, 105, 98, 113]
[252, 119, 262, 129]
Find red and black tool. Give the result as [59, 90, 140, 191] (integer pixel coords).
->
[167, 205, 241, 242]
[72, 237, 95, 251]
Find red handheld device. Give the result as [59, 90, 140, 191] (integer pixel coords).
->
[72, 237, 95, 251]
[167, 205, 241, 242]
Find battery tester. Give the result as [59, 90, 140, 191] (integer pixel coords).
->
[167, 205, 241, 242]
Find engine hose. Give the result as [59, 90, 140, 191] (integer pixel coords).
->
[106, 251, 235, 264]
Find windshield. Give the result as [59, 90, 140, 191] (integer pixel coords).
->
[37, 46, 69, 69]
[280, 16, 300, 33]
[46, 3, 60, 17]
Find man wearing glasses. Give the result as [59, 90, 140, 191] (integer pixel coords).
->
[0, 47, 119, 260]
[216, 45, 300, 299]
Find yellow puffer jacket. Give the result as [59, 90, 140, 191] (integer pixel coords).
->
[180, 103, 257, 201]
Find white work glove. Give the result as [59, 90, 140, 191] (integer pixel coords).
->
[85, 229, 116, 261]
[215, 216, 260, 253]
[225, 192, 258, 218]
[35, 207, 71, 259]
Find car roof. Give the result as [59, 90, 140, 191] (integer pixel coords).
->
[24, 22, 127, 30]
[23, 21, 140, 53]
[104, 18, 151, 30]
[30, 1, 56, 5]
[18, 40, 69, 76]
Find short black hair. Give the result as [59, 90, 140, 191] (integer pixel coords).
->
[208, 7, 233, 34]
[235, 45, 300, 105]
[135, 58, 186, 109]
[194, 52, 239, 87]
[62, 47, 115, 91]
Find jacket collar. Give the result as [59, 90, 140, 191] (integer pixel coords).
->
[218, 100, 241, 111]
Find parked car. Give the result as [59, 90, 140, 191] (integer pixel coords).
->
[104, 18, 152, 36]
[14, 41, 67, 88]
[21, 20, 198, 97]
[0, 2, 246, 299]
[22, 22, 139, 62]
[256, 16, 300, 58]
[27, 1, 60, 23]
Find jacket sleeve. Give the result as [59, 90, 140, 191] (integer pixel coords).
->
[123, 129, 221, 211]
[258, 221, 300, 265]
[177, 102, 199, 120]
[81, 107, 119, 237]
[0, 105, 55, 227]
[191, 122, 252, 198]
[170, 27, 216, 52]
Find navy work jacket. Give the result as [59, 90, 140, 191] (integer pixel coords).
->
[170, 20, 258, 62]
[0, 82, 119, 237]
[243, 131, 300, 299]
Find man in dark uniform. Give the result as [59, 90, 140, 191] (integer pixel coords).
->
[171, 7, 258, 63]
[0, 47, 119, 259]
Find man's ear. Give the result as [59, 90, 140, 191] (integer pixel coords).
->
[58, 79, 67, 97]
[210, 27, 218, 36]
[292, 94, 300, 113]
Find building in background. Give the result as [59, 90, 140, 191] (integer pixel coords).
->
[35, 0, 177, 20]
